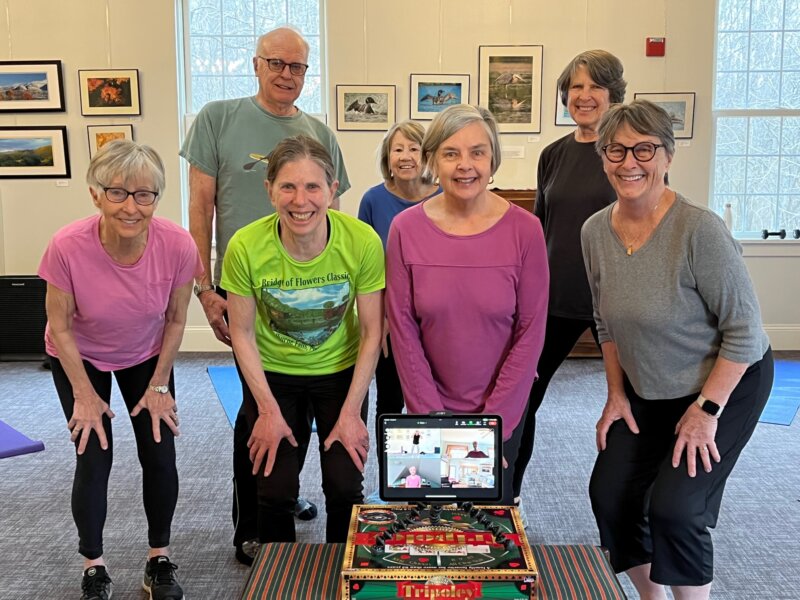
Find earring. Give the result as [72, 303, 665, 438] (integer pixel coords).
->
[488, 176, 494, 185]
[433, 176, 440, 185]
[389, 170, 394, 179]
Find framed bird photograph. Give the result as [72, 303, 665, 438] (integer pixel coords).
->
[336, 84, 396, 131]
[633, 92, 696, 139]
[410, 74, 470, 120]
[478, 45, 543, 133]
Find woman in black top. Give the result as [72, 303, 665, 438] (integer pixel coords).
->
[512, 50, 626, 503]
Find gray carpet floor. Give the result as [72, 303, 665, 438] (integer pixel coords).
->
[0, 352, 798, 599]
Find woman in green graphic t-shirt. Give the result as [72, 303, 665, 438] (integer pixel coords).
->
[221, 135, 385, 544]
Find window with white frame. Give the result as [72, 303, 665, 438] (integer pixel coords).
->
[182, 0, 323, 116]
[713, 0, 800, 238]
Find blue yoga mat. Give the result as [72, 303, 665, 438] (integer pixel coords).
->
[759, 360, 800, 426]
[0, 418, 45, 459]
[207, 366, 242, 428]
[207, 365, 318, 431]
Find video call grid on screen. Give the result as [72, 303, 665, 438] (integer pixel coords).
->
[378, 414, 503, 502]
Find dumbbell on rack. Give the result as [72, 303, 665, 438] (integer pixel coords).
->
[761, 229, 787, 239]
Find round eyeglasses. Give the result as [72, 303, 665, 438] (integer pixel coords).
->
[257, 56, 309, 76]
[601, 142, 664, 163]
[102, 187, 159, 206]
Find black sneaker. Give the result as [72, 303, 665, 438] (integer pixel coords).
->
[294, 497, 318, 520]
[81, 565, 113, 600]
[143, 556, 184, 600]
[235, 539, 260, 567]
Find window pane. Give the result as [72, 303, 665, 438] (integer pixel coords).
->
[289, 1, 320, 35]
[786, 0, 800, 29]
[715, 71, 747, 109]
[778, 195, 800, 228]
[748, 117, 781, 155]
[750, 0, 784, 31]
[716, 117, 748, 155]
[784, 33, 800, 70]
[783, 117, 800, 154]
[189, 0, 221, 35]
[297, 75, 321, 114]
[780, 156, 800, 193]
[780, 71, 800, 108]
[191, 76, 223, 113]
[748, 71, 780, 107]
[749, 32, 783, 71]
[718, 0, 750, 31]
[255, 0, 288, 32]
[714, 156, 748, 194]
[717, 32, 749, 72]
[225, 76, 256, 100]
[223, 37, 253, 76]
[747, 156, 779, 193]
[223, 0, 255, 36]
[190, 36, 224, 76]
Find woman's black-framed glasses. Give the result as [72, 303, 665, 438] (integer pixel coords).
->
[257, 56, 309, 76]
[103, 187, 159, 206]
[601, 142, 664, 163]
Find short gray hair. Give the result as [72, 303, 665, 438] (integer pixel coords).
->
[596, 100, 676, 159]
[86, 139, 165, 194]
[378, 120, 432, 183]
[557, 49, 626, 106]
[265, 135, 335, 187]
[422, 104, 501, 178]
[256, 27, 309, 58]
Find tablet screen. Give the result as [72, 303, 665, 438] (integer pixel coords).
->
[378, 414, 502, 502]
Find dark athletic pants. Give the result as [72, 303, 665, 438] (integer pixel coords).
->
[242, 366, 366, 543]
[373, 334, 404, 463]
[49, 354, 178, 560]
[218, 287, 313, 548]
[589, 348, 773, 586]
[513, 314, 598, 498]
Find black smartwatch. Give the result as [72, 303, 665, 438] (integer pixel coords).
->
[695, 394, 724, 418]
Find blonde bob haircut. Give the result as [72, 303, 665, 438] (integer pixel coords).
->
[379, 120, 432, 184]
[421, 104, 501, 179]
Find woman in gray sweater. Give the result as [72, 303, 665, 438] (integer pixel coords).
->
[581, 100, 773, 600]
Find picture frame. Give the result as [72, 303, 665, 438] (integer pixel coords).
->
[554, 86, 576, 126]
[78, 69, 141, 116]
[0, 126, 70, 179]
[478, 45, 543, 133]
[409, 74, 470, 120]
[0, 60, 65, 112]
[633, 92, 696, 139]
[87, 124, 134, 158]
[336, 84, 396, 131]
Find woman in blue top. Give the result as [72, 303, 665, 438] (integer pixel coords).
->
[358, 120, 439, 447]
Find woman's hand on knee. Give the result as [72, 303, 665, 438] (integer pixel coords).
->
[673, 404, 720, 477]
[596, 390, 639, 452]
[323, 414, 369, 472]
[68, 391, 115, 455]
[130, 389, 180, 443]
[247, 412, 297, 477]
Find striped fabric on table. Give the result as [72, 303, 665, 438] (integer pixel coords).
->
[242, 543, 626, 599]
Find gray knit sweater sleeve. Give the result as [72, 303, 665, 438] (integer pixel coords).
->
[581, 193, 769, 399]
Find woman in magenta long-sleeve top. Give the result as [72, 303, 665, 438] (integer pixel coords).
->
[386, 104, 549, 504]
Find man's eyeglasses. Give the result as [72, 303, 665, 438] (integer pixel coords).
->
[257, 56, 308, 76]
[601, 142, 664, 163]
[102, 187, 159, 206]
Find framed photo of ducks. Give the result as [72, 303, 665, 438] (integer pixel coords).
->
[336, 84, 396, 131]
[478, 45, 543, 133]
[410, 74, 470, 120]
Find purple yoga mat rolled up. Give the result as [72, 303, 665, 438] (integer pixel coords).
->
[0, 418, 45, 459]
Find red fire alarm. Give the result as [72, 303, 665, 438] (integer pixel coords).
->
[646, 37, 666, 57]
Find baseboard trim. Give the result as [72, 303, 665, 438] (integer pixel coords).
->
[764, 325, 800, 351]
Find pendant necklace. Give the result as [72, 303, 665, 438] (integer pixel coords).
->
[616, 200, 662, 256]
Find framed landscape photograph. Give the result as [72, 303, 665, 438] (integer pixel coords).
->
[0, 126, 70, 179]
[555, 86, 576, 126]
[0, 60, 65, 112]
[87, 124, 134, 158]
[78, 69, 141, 116]
[634, 92, 696, 138]
[410, 73, 470, 120]
[336, 84, 395, 131]
[478, 45, 543, 133]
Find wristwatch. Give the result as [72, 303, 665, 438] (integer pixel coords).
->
[695, 394, 724, 418]
[149, 384, 170, 394]
[193, 283, 214, 298]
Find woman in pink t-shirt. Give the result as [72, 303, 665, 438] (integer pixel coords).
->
[38, 140, 202, 600]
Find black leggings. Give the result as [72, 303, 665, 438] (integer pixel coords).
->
[49, 354, 178, 560]
[513, 314, 598, 498]
[589, 349, 773, 586]
[243, 366, 367, 544]
[373, 334, 405, 463]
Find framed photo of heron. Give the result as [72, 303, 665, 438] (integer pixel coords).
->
[0, 126, 70, 179]
[634, 92, 696, 139]
[87, 124, 134, 158]
[336, 84, 396, 131]
[0, 60, 65, 112]
[410, 74, 470, 120]
[478, 45, 543, 133]
[78, 69, 141, 116]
